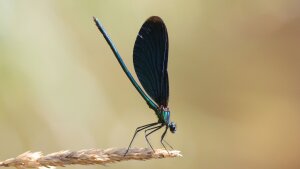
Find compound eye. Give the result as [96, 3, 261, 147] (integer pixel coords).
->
[169, 122, 176, 133]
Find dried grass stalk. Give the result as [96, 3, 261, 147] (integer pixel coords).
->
[0, 148, 182, 169]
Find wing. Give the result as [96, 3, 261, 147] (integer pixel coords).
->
[133, 16, 169, 106]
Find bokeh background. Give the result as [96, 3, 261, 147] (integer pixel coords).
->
[1, 0, 300, 169]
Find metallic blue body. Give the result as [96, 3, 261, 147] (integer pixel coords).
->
[93, 16, 176, 156]
[162, 111, 170, 124]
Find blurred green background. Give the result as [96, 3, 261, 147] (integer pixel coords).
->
[1, 0, 300, 169]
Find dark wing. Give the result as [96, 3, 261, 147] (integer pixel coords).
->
[133, 16, 169, 106]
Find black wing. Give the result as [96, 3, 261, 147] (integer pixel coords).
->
[133, 16, 169, 106]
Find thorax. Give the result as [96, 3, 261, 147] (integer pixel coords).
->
[157, 106, 170, 124]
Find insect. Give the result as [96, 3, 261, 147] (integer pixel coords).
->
[93, 16, 176, 156]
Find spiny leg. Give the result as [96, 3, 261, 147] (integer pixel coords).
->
[144, 124, 164, 152]
[160, 126, 174, 149]
[144, 123, 163, 136]
[124, 122, 159, 156]
[160, 126, 169, 152]
[163, 140, 174, 149]
[144, 124, 162, 150]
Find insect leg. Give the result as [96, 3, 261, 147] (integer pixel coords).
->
[124, 122, 159, 156]
[144, 124, 164, 152]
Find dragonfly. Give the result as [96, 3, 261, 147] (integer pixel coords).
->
[93, 16, 176, 156]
